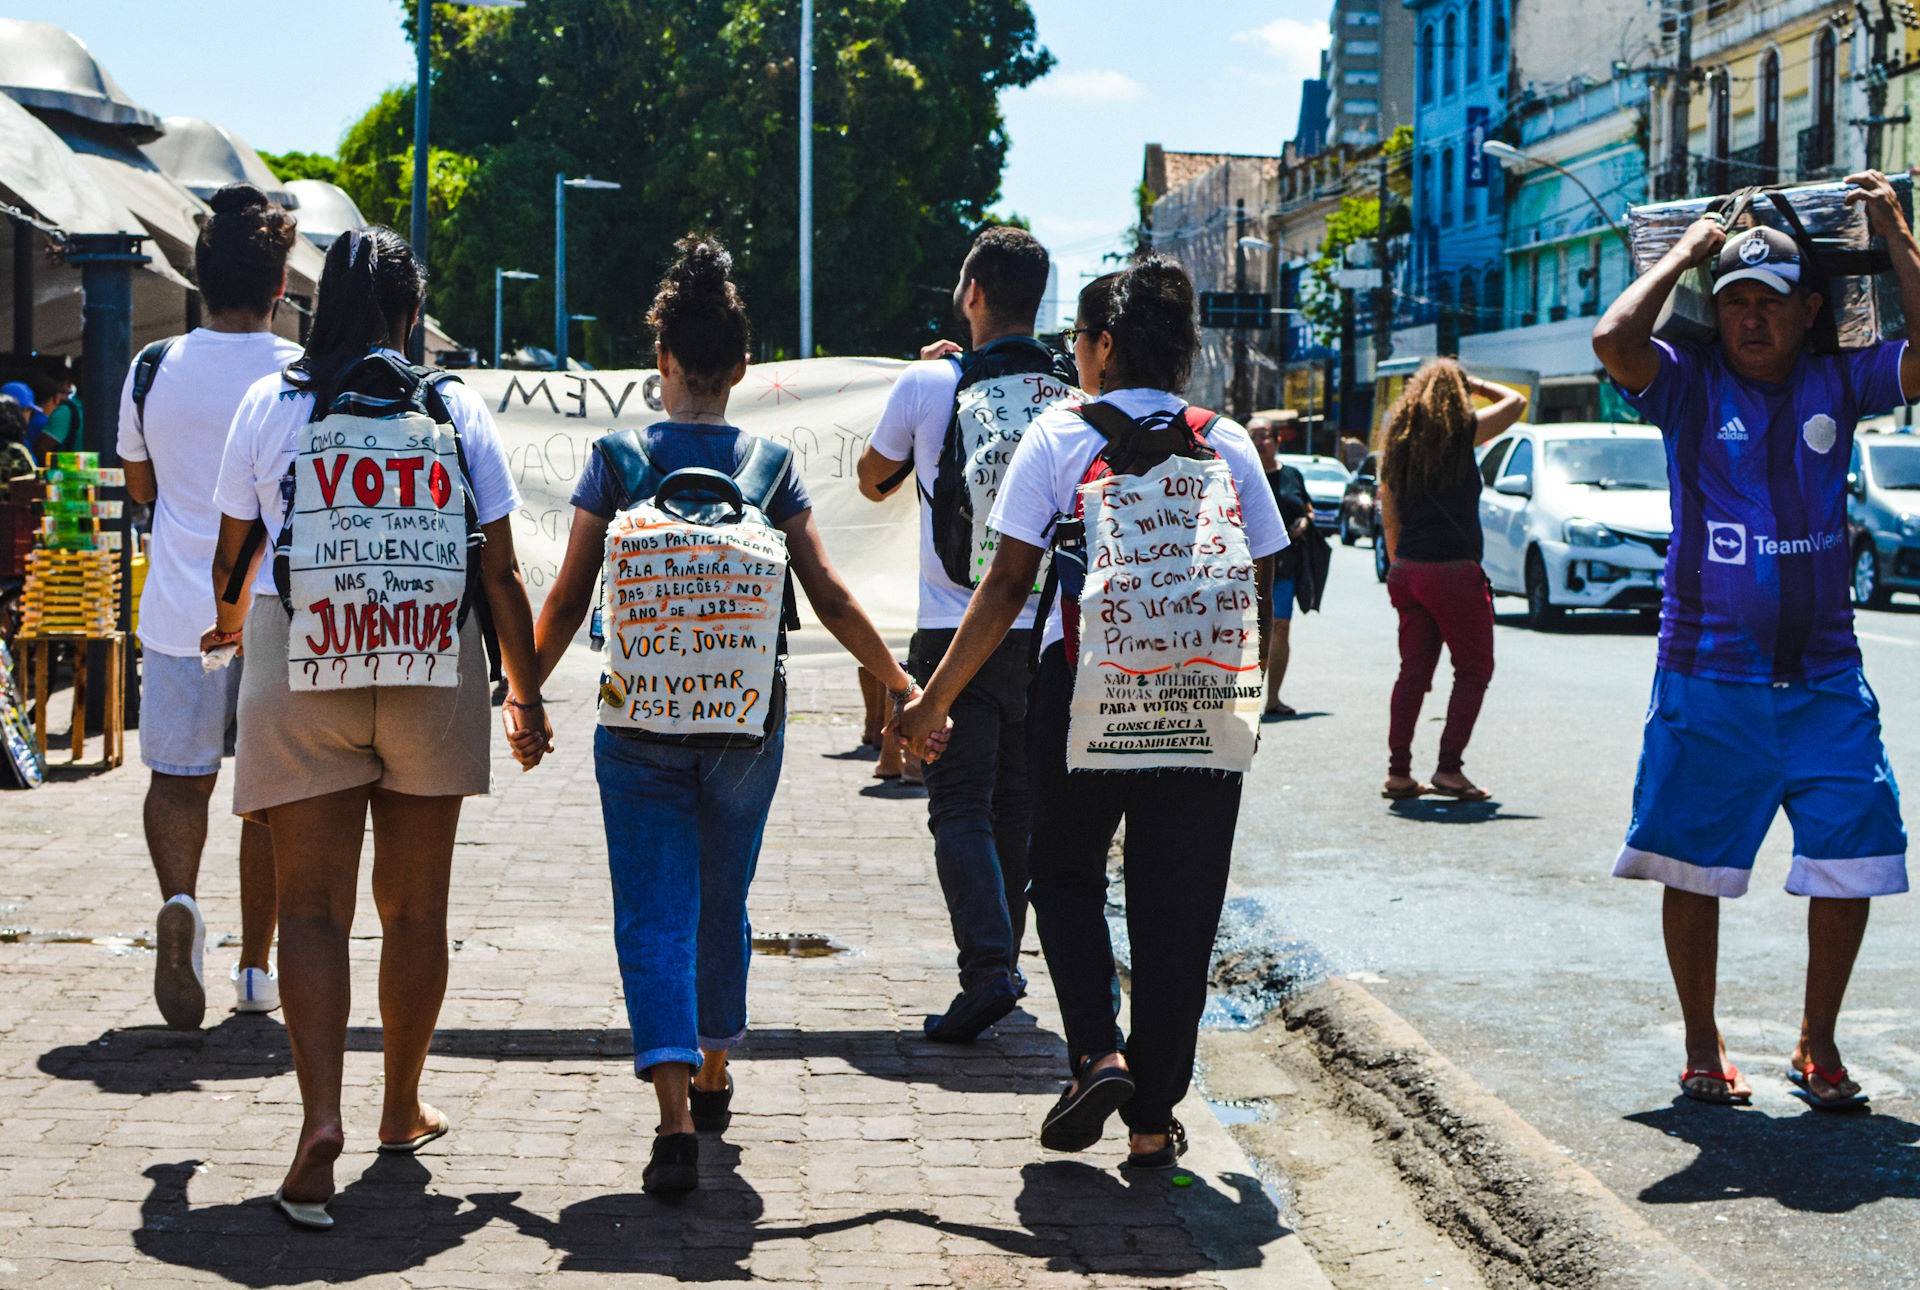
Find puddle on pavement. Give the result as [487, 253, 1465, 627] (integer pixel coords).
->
[1206, 1097, 1265, 1128]
[751, 932, 849, 957]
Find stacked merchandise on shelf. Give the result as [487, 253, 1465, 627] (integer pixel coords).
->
[21, 453, 124, 637]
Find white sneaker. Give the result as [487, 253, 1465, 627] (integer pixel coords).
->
[154, 895, 206, 1030]
[231, 964, 280, 1014]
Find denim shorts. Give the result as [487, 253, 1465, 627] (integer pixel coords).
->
[139, 650, 241, 777]
[1271, 578, 1296, 622]
[1615, 666, 1908, 898]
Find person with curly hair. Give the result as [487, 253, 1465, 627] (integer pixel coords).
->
[1377, 358, 1526, 801]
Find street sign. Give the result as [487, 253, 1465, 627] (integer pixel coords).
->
[1466, 107, 1492, 188]
[1333, 268, 1383, 290]
[1199, 291, 1271, 330]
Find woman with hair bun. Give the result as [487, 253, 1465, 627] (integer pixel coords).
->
[528, 234, 929, 1195]
[897, 255, 1287, 1170]
[206, 224, 545, 1229]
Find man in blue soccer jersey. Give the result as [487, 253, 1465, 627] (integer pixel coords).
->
[1592, 171, 1920, 1110]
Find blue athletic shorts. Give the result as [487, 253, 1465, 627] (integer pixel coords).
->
[1615, 667, 1908, 898]
[1272, 578, 1295, 622]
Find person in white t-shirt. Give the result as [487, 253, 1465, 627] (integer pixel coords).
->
[855, 226, 1079, 1042]
[204, 226, 545, 1231]
[897, 258, 1286, 1170]
[117, 184, 299, 1031]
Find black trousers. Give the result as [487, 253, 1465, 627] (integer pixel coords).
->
[908, 628, 1033, 988]
[1025, 644, 1240, 1132]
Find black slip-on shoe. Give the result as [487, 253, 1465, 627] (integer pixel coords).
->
[690, 1073, 734, 1133]
[1120, 1117, 1189, 1171]
[1039, 1065, 1136, 1152]
[641, 1131, 699, 1196]
[924, 975, 1020, 1044]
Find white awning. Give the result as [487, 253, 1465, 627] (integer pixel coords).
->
[1459, 316, 1604, 379]
[142, 116, 296, 207]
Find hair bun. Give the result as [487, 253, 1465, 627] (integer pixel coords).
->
[209, 182, 270, 215]
[671, 235, 733, 292]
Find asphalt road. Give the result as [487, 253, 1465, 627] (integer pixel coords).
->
[1234, 542, 1920, 1289]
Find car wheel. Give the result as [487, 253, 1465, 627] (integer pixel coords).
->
[1340, 512, 1357, 546]
[1373, 529, 1390, 583]
[1524, 549, 1563, 630]
[1854, 541, 1892, 609]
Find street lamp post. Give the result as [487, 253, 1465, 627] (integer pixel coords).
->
[798, 0, 815, 358]
[494, 268, 538, 369]
[1481, 140, 1631, 248]
[553, 174, 622, 371]
[409, 0, 524, 363]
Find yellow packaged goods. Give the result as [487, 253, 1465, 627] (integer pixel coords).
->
[21, 548, 121, 637]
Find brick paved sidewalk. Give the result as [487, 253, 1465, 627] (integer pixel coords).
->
[0, 650, 1324, 1287]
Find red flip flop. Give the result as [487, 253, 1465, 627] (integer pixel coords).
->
[1678, 1065, 1751, 1105]
[1787, 1061, 1871, 1112]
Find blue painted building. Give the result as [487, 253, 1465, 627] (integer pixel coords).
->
[1406, 0, 1510, 349]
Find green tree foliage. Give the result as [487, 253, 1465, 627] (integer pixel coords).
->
[1303, 125, 1414, 347]
[259, 150, 342, 186]
[315, 1, 1052, 365]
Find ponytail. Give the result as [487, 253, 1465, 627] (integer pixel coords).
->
[1074, 254, 1199, 394]
[287, 225, 426, 406]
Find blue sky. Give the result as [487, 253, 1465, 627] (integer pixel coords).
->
[8, 0, 1332, 328]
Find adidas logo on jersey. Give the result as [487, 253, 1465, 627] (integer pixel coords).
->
[1717, 416, 1749, 442]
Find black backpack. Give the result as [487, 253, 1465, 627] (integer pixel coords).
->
[927, 336, 1080, 588]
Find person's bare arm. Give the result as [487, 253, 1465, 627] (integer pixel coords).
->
[532, 508, 609, 687]
[781, 508, 914, 692]
[895, 538, 1041, 756]
[855, 444, 911, 502]
[476, 516, 551, 765]
[1846, 170, 1920, 400]
[1592, 217, 1725, 394]
[124, 459, 157, 504]
[1378, 483, 1400, 563]
[1467, 378, 1528, 444]
[202, 513, 261, 650]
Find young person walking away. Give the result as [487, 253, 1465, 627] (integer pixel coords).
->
[1592, 171, 1920, 1110]
[897, 257, 1286, 1168]
[205, 226, 545, 1228]
[856, 226, 1080, 1041]
[1377, 360, 1526, 801]
[118, 183, 297, 1029]
[1248, 416, 1325, 719]
[526, 236, 934, 1196]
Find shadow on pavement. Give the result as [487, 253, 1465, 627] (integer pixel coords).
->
[1493, 610, 1659, 636]
[41, 1019, 1066, 1096]
[1386, 798, 1540, 824]
[133, 1149, 1288, 1283]
[1625, 1102, 1920, 1213]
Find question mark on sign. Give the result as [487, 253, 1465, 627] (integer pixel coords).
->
[368, 656, 380, 681]
[738, 688, 761, 722]
[401, 653, 414, 679]
[302, 660, 320, 686]
[332, 658, 349, 682]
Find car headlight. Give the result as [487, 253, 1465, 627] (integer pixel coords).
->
[1565, 520, 1622, 548]
[1901, 513, 1920, 538]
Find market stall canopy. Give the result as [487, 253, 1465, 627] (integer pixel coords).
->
[142, 116, 296, 207]
[284, 179, 366, 250]
[0, 19, 160, 138]
[0, 89, 145, 241]
[48, 117, 209, 285]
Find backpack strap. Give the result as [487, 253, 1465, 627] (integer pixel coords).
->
[594, 428, 664, 513]
[731, 436, 795, 515]
[424, 371, 499, 681]
[1761, 193, 1842, 354]
[130, 336, 179, 435]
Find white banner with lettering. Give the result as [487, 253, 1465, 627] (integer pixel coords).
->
[463, 360, 918, 633]
[1067, 455, 1263, 772]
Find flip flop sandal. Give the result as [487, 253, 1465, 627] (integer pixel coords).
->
[378, 1116, 451, 1154]
[1786, 1062, 1871, 1112]
[274, 1188, 334, 1230]
[1380, 782, 1430, 800]
[1678, 1066, 1751, 1106]
[1429, 782, 1493, 801]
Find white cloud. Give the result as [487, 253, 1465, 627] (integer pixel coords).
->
[1028, 68, 1148, 103]
[1233, 18, 1332, 83]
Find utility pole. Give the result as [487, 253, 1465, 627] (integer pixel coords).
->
[1664, 2, 1693, 199]
[408, 0, 431, 363]
[1867, 2, 1894, 170]
[1374, 153, 1395, 364]
[798, 0, 815, 358]
[1338, 287, 1358, 436]
[1231, 197, 1250, 422]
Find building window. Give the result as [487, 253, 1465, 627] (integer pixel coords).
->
[1345, 70, 1380, 86]
[1708, 69, 1730, 192]
[1491, 8, 1506, 70]
[1441, 147, 1455, 228]
[1443, 11, 1458, 96]
[1484, 268, 1503, 327]
[1760, 49, 1780, 184]
[1419, 25, 1435, 103]
[1467, 0, 1482, 83]
[1343, 99, 1380, 115]
[1346, 38, 1381, 55]
[1345, 10, 1382, 23]
[1809, 29, 1837, 173]
[1420, 153, 1434, 226]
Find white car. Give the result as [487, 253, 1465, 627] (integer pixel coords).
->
[1276, 454, 1352, 532]
[1477, 422, 1671, 629]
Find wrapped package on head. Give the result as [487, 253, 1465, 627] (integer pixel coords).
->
[1626, 176, 1913, 352]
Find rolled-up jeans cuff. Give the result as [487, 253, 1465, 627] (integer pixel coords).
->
[697, 1027, 747, 1052]
[634, 1046, 702, 1080]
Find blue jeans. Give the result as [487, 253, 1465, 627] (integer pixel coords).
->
[594, 721, 785, 1077]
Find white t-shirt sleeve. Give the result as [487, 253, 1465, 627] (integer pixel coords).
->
[1210, 420, 1289, 560]
[115, 361, 147, 463]
[214, 376, 277, 521]
[443, 381, 522, 525]
[987, 418, 1061, 549]
[869, 360, 951, 463]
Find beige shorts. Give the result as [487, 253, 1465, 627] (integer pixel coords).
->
[232, 598, 493, 817]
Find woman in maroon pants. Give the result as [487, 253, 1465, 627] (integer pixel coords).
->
[1377, 360, 1527, 801]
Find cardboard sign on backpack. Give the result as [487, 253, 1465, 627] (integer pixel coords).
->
[942, 365, 1080, 588]
[1066, 453, 1263, 773]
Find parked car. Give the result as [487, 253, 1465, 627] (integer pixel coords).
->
[1339, 452, 1379, 546]
[1477, 423, 1670, 629]
[1277, 454, 1352, 533]
[1847, 431, 1920, 608]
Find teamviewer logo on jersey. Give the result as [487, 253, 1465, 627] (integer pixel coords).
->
[1707, 521, 1748, 565]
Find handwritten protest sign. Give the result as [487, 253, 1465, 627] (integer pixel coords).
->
[285, 411, 466, 691]
[596, 505, 787, 738]
[1067, 454, 1262, 773]
[955, 371, 1078, 586]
